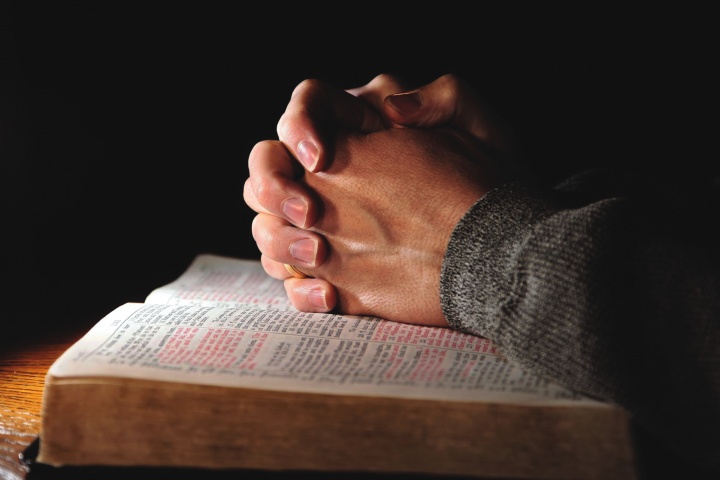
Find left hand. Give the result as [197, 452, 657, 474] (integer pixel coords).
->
[244, 74, 523, 319]
[248, 124, 512, 326]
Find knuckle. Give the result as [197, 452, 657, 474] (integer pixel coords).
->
[250, 215, 265, 239]
[368, 73, 387, 85]
[276, 113, 290, 139]
[276, 111, 301, 141]
[438, 73, 463, 94]
[253, 176, 277, 207]
[248, 140, 277, 168]
[291, 78, 324, 99]
[251, 216, 278, 251]
[368, 73, 397, 88]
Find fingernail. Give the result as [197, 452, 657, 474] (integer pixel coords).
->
[386, 91, 422, 115]
[282, 198, 307, 227]
[297, 140, 319, 171]
[308, 287, 328, 310]
[289, 238, 317, 266]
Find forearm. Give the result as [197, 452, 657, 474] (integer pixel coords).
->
[440, 172, 720, 470]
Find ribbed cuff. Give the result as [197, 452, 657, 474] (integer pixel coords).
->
[440, 182, 561, 337]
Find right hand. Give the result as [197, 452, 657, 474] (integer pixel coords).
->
[244, 74, 524, 317]
[250, 124, 513, 326]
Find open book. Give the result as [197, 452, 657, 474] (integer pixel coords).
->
[37, 254, 638, 479]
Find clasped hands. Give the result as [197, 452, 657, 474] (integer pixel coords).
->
[244, 74, 523, 327]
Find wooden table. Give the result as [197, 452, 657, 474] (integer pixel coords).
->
[1, 329, 80, 480]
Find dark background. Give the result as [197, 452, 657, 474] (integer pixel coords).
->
[1, 3, 719, 478]
[2, 3, 718, 333]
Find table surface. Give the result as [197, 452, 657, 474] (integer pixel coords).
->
[1, 329, 79, 480]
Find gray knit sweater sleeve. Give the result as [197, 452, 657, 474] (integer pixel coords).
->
[440, 170, 720, 472]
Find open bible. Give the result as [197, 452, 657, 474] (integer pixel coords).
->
[37, 254, 638, 479]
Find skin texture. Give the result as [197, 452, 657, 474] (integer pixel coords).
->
[244, 74, 521, 324]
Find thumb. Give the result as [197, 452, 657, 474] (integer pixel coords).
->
[382, 74, 519, 159]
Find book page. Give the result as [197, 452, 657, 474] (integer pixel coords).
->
[50, 303, 603, 406]
[144, 254, 292, 309]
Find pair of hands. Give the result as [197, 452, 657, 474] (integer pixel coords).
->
[243, 74, 522, 326]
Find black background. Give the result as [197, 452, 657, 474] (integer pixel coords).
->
[1, 2, 719, 478]
[2, 2, 718, 330]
